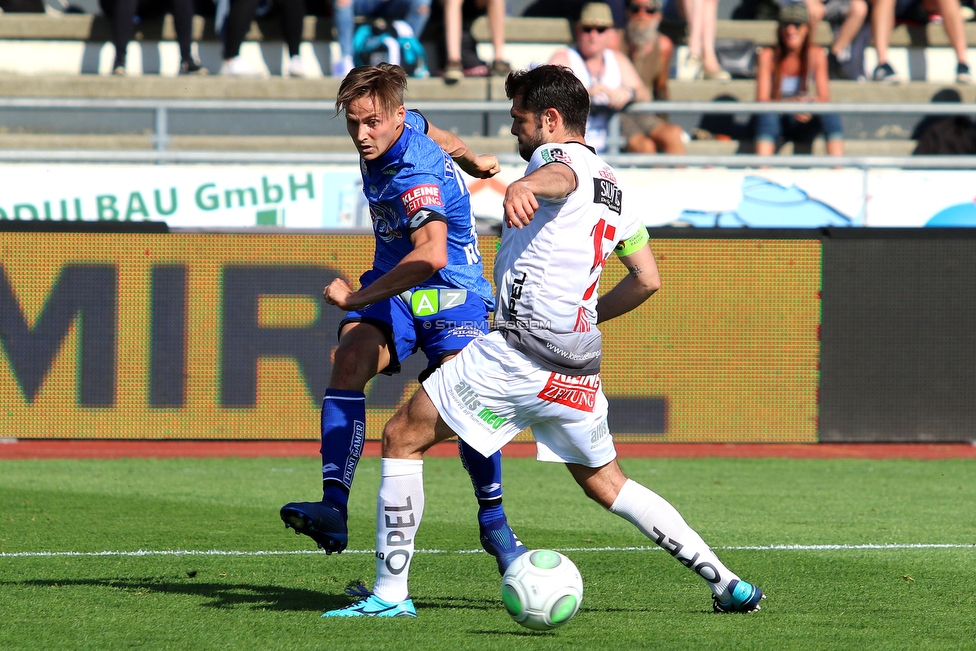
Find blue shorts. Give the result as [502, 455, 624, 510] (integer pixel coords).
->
[341, 284, 490, 376]
[753, 112, 844, 144]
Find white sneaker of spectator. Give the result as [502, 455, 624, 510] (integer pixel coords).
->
[287, 55, 306, 78]
[220, 56, 265, 78]
[331, 55, 354, 78]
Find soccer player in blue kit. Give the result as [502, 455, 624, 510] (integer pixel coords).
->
[279, 63, 527, 579]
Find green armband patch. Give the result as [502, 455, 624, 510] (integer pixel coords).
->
[614, 227, 649, 257]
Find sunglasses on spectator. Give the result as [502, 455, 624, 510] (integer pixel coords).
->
[581, 25, 611, 33]
[628, 4, 659, 14]
[779, 20, 805, 27]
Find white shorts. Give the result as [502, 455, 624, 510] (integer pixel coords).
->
[422, 330, 617, 467]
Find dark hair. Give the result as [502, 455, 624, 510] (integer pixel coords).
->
[335, 63, 408, 116]
[504, 65, 590, 137]
[771, 25, 811, 100]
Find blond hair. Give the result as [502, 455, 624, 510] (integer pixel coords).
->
[335, 64, 408, 116]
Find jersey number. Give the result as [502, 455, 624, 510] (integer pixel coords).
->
[582, 218, 616, 301]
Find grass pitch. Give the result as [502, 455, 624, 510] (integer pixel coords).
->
[1, 455, 974, 650]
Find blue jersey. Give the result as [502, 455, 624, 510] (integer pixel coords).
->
[358, 110, 494, 310]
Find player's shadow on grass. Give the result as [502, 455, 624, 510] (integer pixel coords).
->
[7, 578, 503, 614]
[11, 577, 350, 612]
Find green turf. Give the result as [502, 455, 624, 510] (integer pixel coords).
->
[1, 456, 974, 650]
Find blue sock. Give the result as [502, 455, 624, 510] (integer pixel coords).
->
[457, 438, 506, 529]
[320, 388, 367, 510]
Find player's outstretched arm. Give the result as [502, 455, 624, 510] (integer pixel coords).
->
[502, 163, 577, 228]
[595, 239, 661, 324]
[426, 122, 501, 179]
[324, 221, 449, 311]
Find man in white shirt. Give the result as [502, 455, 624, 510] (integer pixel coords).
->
[550, 2, 686, 153]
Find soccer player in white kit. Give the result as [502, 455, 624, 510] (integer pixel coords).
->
[323, 64, 764, 618]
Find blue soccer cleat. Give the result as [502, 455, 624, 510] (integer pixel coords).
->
[713, 579, 765, 613]
[480, 519, 528, 575]
[322, 594, 417, 618]
[280, 500, 347, 554]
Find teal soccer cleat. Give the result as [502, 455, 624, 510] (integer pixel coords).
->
[322, 594, 417, 618]
[713, 579, 765, 613]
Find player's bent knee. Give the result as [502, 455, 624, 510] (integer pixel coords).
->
[567, 461, 627, 509]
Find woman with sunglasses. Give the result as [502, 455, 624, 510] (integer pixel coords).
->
[753, 1, 844, 157]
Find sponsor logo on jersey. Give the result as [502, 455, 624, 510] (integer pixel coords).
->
[598, 166, 617, 184]
[408, 208, 447, 231]
[476, 406, 508, 430]
[454, 380, 482, 412]
[589, 419, 610, 448]
[453, 380, 508, 430]
[442, 151, 457, 179]
[593, 178, 622, 214]
[537, 372, 601, 412]
[541, 147, 572, 164]
[506, 271, 527, 320]
[401, 184, 444, 215]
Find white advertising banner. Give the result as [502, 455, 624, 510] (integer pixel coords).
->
[471, 166, 867, 228]
[865, 169, 976, 227]
[0, 165, 368, 229]
[0, 163, 971, 228]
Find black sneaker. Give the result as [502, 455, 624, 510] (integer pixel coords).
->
[180, 60, 209, 75]
[871, 62, 903, 83]
[957, 62, 973, 84]
[280, 499, 348, 554]
[827, 52, 845, 79]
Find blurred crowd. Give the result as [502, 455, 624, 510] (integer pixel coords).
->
[3, 0, 973, 153]
[4, 0, 973, 81]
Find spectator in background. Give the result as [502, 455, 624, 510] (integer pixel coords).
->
[869, 0, 973, 83]
[331, 0, 432, 76]
[551, 2, 685, 153]
[523, 0, 628, 30]
[101, 0, 206, 74]
[911, 87, 976, 153]
[668, 0, 731, 80]
[824, 0, 870, 79]
[442, 0, 510, 83]
[219, 0, 307, 76]
[624, 0, 688, 152]
[754, 1, 844, 156]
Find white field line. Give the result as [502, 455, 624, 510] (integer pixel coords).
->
[0, 543, 972, 559]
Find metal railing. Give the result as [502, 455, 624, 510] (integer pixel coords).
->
[1, 97, 975, 169]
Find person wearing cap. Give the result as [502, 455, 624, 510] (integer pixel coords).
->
[549, 2, 686, 154]
[753, 1, 845, 157]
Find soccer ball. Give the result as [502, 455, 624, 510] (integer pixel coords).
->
[501, 549, 583, 630]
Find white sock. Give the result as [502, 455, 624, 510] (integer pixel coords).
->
[372, 458, 425, 603]
[609, 479, 738, 600]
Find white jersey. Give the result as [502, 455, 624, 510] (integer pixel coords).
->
[494, 141, 645, 375]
